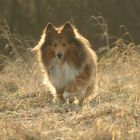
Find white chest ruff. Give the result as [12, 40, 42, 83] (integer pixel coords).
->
[49, 61, 79, 88]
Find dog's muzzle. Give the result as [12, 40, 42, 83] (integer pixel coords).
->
[57, 53, 63, 60]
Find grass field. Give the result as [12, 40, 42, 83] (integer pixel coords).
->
[0, 23, 140, 140]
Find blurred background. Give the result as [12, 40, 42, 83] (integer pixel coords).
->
[0, 0, 140, 50]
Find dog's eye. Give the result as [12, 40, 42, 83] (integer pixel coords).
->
[62, 43, 66, 46]
[54, 43, 57, 47]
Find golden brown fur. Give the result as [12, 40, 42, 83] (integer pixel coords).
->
[33, 22, 97, 105]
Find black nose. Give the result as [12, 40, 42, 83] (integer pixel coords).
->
[57, 54, 63, 59]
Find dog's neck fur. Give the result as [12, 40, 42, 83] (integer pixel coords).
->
[48, 59, 79, 89]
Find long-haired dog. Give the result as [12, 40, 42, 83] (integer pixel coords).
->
[33, 22, 97, 105]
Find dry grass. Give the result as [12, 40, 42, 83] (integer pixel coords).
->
[0, 22, 140, 140]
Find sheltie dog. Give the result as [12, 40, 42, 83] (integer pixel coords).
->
[33, 22, 97, 105]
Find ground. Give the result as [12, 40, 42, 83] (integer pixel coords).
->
[0, 27, 140, 140]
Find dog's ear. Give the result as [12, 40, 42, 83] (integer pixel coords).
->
[45, 23, 56, 35]
[62, 22, 75, 37]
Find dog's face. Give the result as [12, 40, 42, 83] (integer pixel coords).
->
[45, 23, 75, 61]
[49, 34, 70, 61]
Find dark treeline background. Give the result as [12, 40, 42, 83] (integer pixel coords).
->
[0, 0, 140, 49]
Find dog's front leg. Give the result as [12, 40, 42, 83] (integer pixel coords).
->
[55, 88, 65, 103]
[65, 77, 86, 105]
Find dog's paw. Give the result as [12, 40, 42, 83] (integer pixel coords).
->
[63, 91, 71, 100]
[63, 91, 75, 104]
